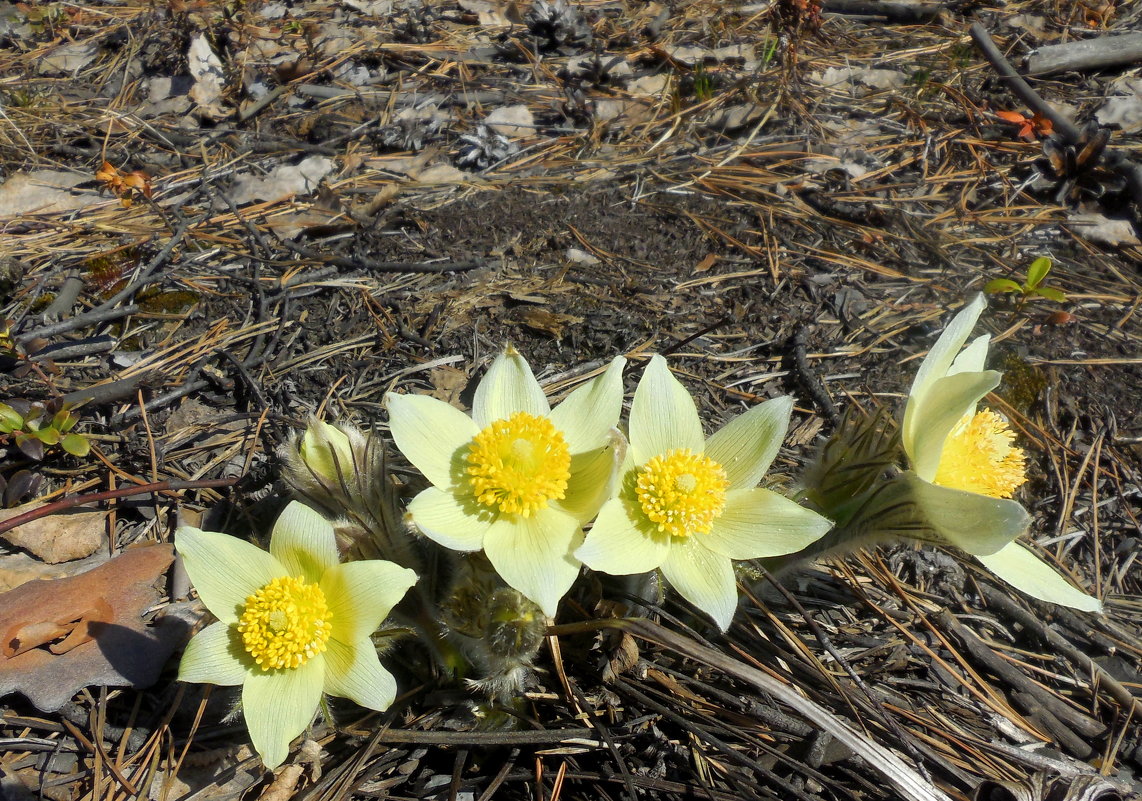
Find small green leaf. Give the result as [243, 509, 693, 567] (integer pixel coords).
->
[33, 427, 60, 446]
[984, 278, 1022, 295]
[61, 433, 90, 457]
[1033, 286, 1067, 303]
[1025, 257, 1052, 290]
[0, 403, 23, 431]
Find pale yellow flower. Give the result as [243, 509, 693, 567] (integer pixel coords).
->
[176, 502, 417, 768]
[385, 349, 625, 617]
[902, 294, 1100, 612]
[575, 355, 831, 630]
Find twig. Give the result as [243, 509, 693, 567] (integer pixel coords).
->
[0, 477, 239, 536]
[1025, 32, 1142, 77]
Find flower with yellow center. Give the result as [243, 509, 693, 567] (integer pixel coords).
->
[385, 349, 626, 617]
[175, 502, 418, 769]
[902, 294, 1100, 612]
[575, 355, 832, 631]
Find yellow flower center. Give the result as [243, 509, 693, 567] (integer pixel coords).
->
[934, 409, 1027, 498]
[636, 448, 728, 538]
[467, 411, 571, 517]
[237, 575, 332, 671]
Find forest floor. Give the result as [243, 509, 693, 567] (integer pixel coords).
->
[0, 0, 1140, 799]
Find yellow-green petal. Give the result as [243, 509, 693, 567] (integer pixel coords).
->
[473, 348, 550, 428]
[629, 355, 704, 464]
[323, 638, 398, 711]
[269, 502, 339, 584]
[907, 294, 986, 411]
[975, 542, 1102, 613]
[483, 506, 583, 617]
[178, 622, 247, 686]
[703, 488, 832, 560]
[705, 396, 792, 490]
[948, 334, 990, 376]
[385, 392, 478, 489]
[175, 528, 286, 624]
[322, 560, 417, 643]
[408, 486, 491, 551]
[659, 537, 736, 632]
[575, 496, 669, 574]
[905, 370, 1000, 481]
[242, 656, 324, 770]
[555, 443, 621, 523]
[904, 473, 1028, 555]
[299, 420, 354, 482]
[547, 357, 626, 453]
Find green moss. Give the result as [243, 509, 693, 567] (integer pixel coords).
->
[998, 354, 1047, 414]
[137, 288, 200, 314]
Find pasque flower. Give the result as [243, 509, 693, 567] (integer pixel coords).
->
[176, 501, 417, 768]
[385, 348, 625, 617]
[901, 294, 1100, 612]
[575, 355, 832, 630]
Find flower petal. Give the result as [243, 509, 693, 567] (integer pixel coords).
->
[556, 443, 620, 522]
[242, 656, 323, 769]
[975, 542, 1102, 613]
[575, 495, 670, 575]
[483, 506, 583, 617]
[659, 537, 737, 632]
[322, 638, 398, 711]
[385, 392, 478, 489]
[906, 293, 986, 408]
[473, 348, 549, 427]
[408, 486, 491, 551]
[178, 622, 247, 686]
[905, 370, 1000, 481]
[703, 488, 832, 560]
[270, 502, 339, 584]
[705, 396, 792, 490]
[904, 472, 1028, 555]
[629, 355, 704, 464]
[322, 560, 418, 643]
[547, 357, 626, 453]
[948, 334, 990, 376]
[175, 528, 285, 624]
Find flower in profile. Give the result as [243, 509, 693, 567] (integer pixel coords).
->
[175, 501, 417, 768]
[385, 348, 625, 617]
[901, 294, 1100, 612]
[575, 355, 832, 630]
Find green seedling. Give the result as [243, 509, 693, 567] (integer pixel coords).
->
[0, 400, 91, 460]
[984, 257, 1066, 307]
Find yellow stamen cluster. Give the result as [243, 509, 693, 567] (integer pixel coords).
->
[934, 409, 1027, 498]
[467, 411, 571, 517]
[636, 448, 728, 538]
[237, 576, 332, 671]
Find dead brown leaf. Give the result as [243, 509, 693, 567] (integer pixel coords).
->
[0, 544, 180, 711]
[0, 503, 107, 563]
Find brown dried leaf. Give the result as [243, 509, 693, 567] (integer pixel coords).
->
[0, 544, 180, 711]
[0, 503, 106, 563]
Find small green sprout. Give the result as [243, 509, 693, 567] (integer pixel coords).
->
[984, 257, 1066, 306]
[0, 400, 91, 460]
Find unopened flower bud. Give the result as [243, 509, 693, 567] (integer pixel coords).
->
[300, 419, 356, 482]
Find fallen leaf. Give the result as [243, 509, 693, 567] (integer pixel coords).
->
[187, 33, 229, 119]
[1095, 83, 1142, 134]
[429, 366, 470, 405]
[227, 155, 335, 206]
[518, 308, 582, 340]
[0, 170, 105, 218]
[37, 41, 97, 75]
[0, 545, 182, 711]
[1067, 213, 1141, 247]
[0, 550, 110, 594]
[810, 66, 907, 91]
[485, 105, 534, 138]
[0, 503, 106, 563]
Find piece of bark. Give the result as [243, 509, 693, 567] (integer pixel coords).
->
[1025, 33, 1142, 77]
[822, 0, 945, 23]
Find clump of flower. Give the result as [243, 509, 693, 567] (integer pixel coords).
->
[575, 355, 832, 630]
[385, 348, 625, 617]
[176, 501, 417, 768]
[900, 294, 1100, 612]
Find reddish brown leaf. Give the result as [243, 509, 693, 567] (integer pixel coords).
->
[0, 545, 182, 711]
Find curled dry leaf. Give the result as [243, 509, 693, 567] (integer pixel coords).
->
[0, 544, 182, 711]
